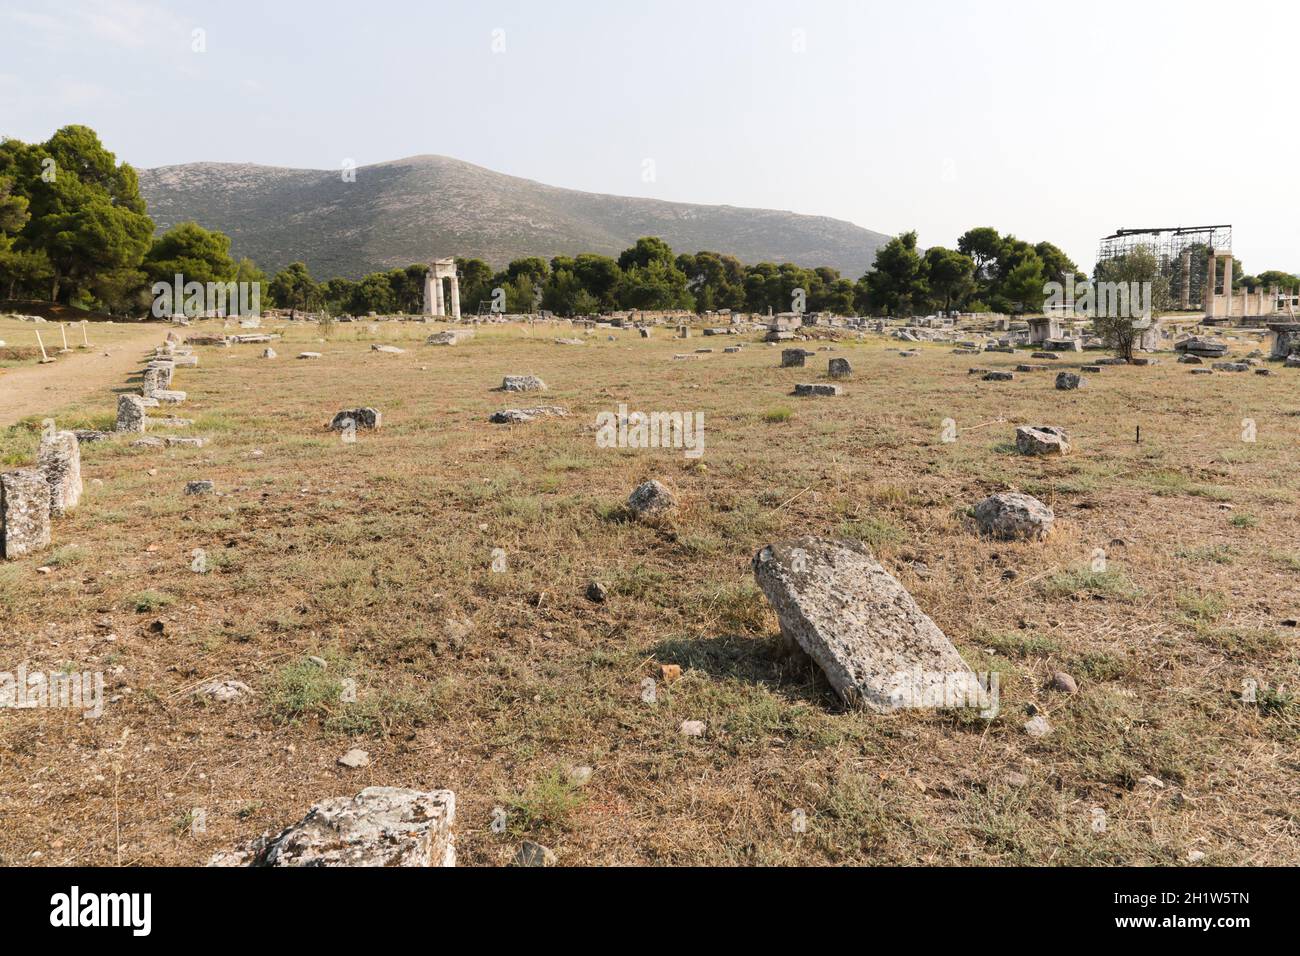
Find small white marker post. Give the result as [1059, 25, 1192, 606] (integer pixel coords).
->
[80, 321, 90, 348]
[59, 323, 71, 353]
[35, 329, 55, 363]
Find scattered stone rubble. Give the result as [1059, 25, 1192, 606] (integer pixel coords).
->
[210, 787, 456, 867]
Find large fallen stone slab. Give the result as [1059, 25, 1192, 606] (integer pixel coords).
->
[1176, 336, 1228, 358]
[489, 406, 568, 424]
[1, 468, 52, 560]
[209, 787, 456, 867]
[752, 538, 983, 713]
[427, 329, 474, 346]
[793, 383, 842, 397]
[37, 430, 82, 516]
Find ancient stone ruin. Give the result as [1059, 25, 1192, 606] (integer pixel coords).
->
[211, 787, 456, 867]
[752, 538, 982, 712]
[0, 469, 52, 559]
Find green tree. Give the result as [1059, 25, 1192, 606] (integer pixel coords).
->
[1256, 270, 1300, 293]
[506, 257, 550, 285]
[998, 252, 1048, 315]
[957, 227, 1004, 282]
[235, 257, 265, 287]
[541, 267, 586, 315]
[322, 276, 358, 314]
[2, 126, 154, 304]
[618, 258, 693, 310]
[268, 261, 322, 311]
[922, 246, 975, 312]
[572, 253, 622, 308]
[617, 236, 676, 272]
[862, 232, 928, 316]
[504, 273, 538, 313]
[350, 272, 397, 314]
[0, 173, 51, 299]
[679, 251, 746, 312]
[743, 262, 782, 313]
[143, 222, 237, 286]
[1093, 245, 1169, 361]
[455, 257, 495, 314]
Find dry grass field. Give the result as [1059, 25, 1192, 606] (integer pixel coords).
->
[0, 317, 158, 368]
[1, 318, 1296, 866]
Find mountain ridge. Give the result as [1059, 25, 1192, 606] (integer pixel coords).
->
[137, 154, 891, 281]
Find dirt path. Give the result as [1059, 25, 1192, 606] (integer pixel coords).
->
[0, 325, 169, 427]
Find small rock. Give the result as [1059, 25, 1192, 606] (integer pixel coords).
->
[197, 680, 251, 703]
[973, 492, 1054, 541]
[567, 766, 594, 787]
[337, 749, 371, 769]
[1016, 425, 1070, 456]
[585, 581, 608, 603]
[679, 720, 706, 737]
[1186, 849, 1206, 863]
[514, 840, 556, 867]
[660, 663, 682, 683]
[500, 375, 547, 392]
[1023, 715, 1052, 738]
[185, 480, 214, 495]
[1050, 671, 1078, 694]
[627, 479, 677, 520]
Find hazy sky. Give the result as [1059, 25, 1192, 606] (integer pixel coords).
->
[4, 0, 1297, 273]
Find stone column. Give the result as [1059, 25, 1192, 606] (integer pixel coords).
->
[1180, 250, 1192, 310]
[1222, 256, 1233, 316]
[424, 271, 436, 317]
[436, 277, 446, 317]
[449, 276, 461, 319]
[1204, 253, 1217, 317]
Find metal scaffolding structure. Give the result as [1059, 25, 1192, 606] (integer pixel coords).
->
[1096, 225, 1232, 310]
